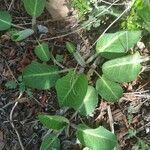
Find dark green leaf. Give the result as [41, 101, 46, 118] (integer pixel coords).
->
[23, 0, 46, 17]
[38, 114, 69, 130]
[96, 76, 123, 102]
[40, 134, 60, 150]
[34, 42, 51, 62]
[56, 71, 88, 109]
[23, 61, 60, 89]
[0, 11, 12, 31]
[76, 124, 117, 150]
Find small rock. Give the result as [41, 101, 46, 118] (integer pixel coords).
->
[37, 25, 48, 34]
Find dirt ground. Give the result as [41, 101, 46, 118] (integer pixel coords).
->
[0, 0, 150, 150]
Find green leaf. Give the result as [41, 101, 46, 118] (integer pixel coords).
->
[23, 0, 46, 17]
[76, 124, 117, 150]
[0, 11, 12, 31]
[23, 61, 60, 89]
[96, 31, 141, 59]
[11, 29, 34, 41]
[75, 86, 98, 116]
[38, 114, 69, 130]
[34, 42, 51, 62]
[102, 52, 142, 83]
[96, 76, 123, 102]
[5, 80, 17, 89]
[66, 41, 76, 53]
[56, 71, 88, 108]
[40, 134, 60, 150]
[137, 0, 150, 32]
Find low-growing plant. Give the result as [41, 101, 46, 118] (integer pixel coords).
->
[72, 0, 121, 30]
[122, 0, 150, 32]
[0, 0, 149, 150]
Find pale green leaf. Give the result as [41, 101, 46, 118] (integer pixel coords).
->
[34, 42, 51, 62]
[76, 124, 117, 150]
[66, 41, 76, 53]
[96, 31, 141, 59]
[56, 71, 88, 108]
[0, 11, 12, 31]
[40, 134, 60, 150]
[23, 61, 60, 89]
[96, 76, 123, 102]
[38, 114, 69, 130]
[102, 52, 142, 83]
[75, 86, 98, 116]
[23, 0, 46, 17]
[11, 29, 34, 41]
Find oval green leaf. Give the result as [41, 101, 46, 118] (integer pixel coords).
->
[0, 11, 12, 31]
[66, 41, 76, 53]
[96, 31, 141, 59]
[76, 124, 117, 150]
[23, 61, 60, 89]
[102, 52, 142, 83]
[34, 42, 51, 62]
[38, 114, 69, 130]
[56, 71, 88, 109]
[23, 0, 46, 17]
[96, 76, 123, 102]
[75, 86, 98, 116]
[40, 134, 60, 150]
[11, 29, 34, 41]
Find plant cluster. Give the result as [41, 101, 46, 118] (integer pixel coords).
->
[72, 0, 121, 30]
[1, 0, 149, 150]
[122, 0, 150, 32]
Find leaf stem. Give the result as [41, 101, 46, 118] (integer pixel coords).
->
[32, 16, 37, 31]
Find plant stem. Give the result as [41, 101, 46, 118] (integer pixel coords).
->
[32, 16, 37, 32]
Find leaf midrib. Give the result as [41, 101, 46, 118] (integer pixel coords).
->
[33, 0, 38, 17]
[79, 128, 116, 143]
[24, 71, 59, 78]
[98, 31, 126, 52]
[39, 44, 49, 60]
[104, 56, 140, 69]
[62, 76, 79, 102]
[101, 78, 118, 99]
[0, 18, 11, 25]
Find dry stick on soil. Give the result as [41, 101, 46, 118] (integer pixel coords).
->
[8, 0, 15, 11]
[9, 93, 25, 150]
[5, 61, 18, 84]
[107, 105, 115, 134]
